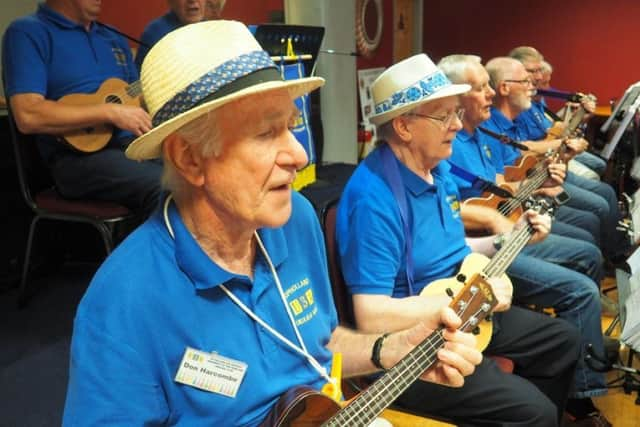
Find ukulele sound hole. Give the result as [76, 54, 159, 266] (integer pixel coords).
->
[105, 95, 123, 104]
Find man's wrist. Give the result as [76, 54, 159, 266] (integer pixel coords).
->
[371, 332, 391, 370]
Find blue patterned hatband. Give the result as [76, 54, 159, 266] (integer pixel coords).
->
[374, 70, 452, 115]
[152, 50, 278, 127]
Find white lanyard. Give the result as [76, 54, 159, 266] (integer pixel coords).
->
[162, 195, 333, 385]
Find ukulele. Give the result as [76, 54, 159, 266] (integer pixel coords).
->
[467, 144, 565, 223]
[260, 277, 496, 427]
[545, 93, 596, 140]
[420, 198, 554, 350]
[57, 78, 142, 152]
[260, 198, 555, 426]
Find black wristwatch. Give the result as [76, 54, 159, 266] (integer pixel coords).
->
[371, 332, 390, 370]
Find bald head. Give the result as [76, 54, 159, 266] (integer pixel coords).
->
[485, 57, 525, 88]
[486, 57, 533, 116]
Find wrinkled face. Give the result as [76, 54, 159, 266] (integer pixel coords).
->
[204, 0, 225, 20]
[403, 95, 463, 165]
[522, 58, 544, 88]
[168, 0, 205, 24]
[71, 0, 102, 23]
[196, 89, 308, 229]
[504, 63, 533, 112]
[460, 63, 495, 128]
[539, 70, 552, 90]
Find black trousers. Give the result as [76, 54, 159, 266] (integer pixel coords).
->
[51, 142, 163, 218]
[394, 306, 581, 427]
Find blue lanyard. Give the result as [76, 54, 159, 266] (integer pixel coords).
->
[380, 145, 416, 296]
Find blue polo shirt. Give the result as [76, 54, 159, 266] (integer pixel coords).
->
[481, 107, 525, 166]
[135, 12, 183, 71]
[63, 192, 337, 426]
[2, 3, 138, 164]
[336, 145, 470, 298]
[514, 99, 552, 141]
[448, 128, 505, 199]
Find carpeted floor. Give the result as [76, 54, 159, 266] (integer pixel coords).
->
[0, 262, 96, 427]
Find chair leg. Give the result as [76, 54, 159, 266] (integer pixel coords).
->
[18, 216, 41, 308]
[96, 222, 115, 255]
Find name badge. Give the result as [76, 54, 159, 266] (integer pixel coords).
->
[175, 347, 247, 398]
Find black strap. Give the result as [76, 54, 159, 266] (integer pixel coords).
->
[448, 163, 513, 199]
[96, 21, 150, 48]
[477, 126, 529, 151]
[543, 105, 562, 122]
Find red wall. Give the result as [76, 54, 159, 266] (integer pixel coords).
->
[100, 0, 284, 44]
[423, 0, 640, 105]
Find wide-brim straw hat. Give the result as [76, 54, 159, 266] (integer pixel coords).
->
[126, 20, 324, 160]
[369, 54, 470, 126]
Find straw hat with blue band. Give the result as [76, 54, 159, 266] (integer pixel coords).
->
[126, 20, 325, 161]
[368, 54, 471, 126]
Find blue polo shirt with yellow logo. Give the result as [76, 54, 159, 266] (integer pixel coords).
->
[448, 128, 505, 199]
[480, 107, 526, 167]
[336, 145, 470, 298]
[63, 192, 337, 426]
[515, 99, 553, 141]
[2, 3, 138, 164]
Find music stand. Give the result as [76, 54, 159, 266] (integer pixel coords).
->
[253, 24, 325, 77]
[600, 82, 640, 160]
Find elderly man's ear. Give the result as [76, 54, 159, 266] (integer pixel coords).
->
[163, 133, 206, 187]
[392, 116, 414, 143]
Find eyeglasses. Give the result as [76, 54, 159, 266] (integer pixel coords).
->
[405, 107, 465, 128]
[504, 78, 533, 86]
[525, 67, 544, 75]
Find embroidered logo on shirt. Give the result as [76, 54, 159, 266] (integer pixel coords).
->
[284, 277, 318, 326]
[447, 194, 461, 219]
[112, 47, 128, 67]
[483, 144, 493, 160]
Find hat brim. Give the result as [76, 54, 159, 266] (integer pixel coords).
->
[126, 77, 325, 160]
[368, 83, 471, 126]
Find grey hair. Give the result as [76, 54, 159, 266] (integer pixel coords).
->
[375, 120, 395, 146]
[485, 56, 521, 89]
[161, 110, 222, 194]
[508, 46, 543, 63]
[541, 60, 553, 74]
[438, 54, 482, 84]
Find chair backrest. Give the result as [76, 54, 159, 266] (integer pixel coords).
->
[320, 197, 356, 327]
[8, 110, 59, 215]
[2, 78, 55, 215]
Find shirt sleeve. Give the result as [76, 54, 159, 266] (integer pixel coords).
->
[2, 23, 49, 97]
[337, 191, 404, 296]
[62, 316, 169, 426]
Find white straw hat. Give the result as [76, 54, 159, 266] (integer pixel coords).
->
[126, 20, 324, 160]
[369, 54, 470, 126]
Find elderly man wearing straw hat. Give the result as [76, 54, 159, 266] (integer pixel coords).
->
[62, 21, 482, 426]
[335, 53, 581, 426]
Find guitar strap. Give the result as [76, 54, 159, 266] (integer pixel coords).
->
[380, 144, 416, 295]
[447, 162, 513, 199]
[96, 21, 150, 47]
[543, 105, 562, 123]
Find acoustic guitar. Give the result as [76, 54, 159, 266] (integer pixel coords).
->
[259, 276, 496, 427]
[57, 78, 142, 152]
